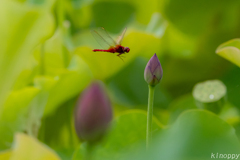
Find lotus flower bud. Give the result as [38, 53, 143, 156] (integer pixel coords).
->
[144, 53, 163, 86]
[74, 81, 113, 143]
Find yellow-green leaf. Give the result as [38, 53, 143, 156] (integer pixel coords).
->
[0, 0, 54, 110]
[0, 87, 40, 150]
[43, 55, 93, 115]
[10, 133, 60, 160]
[0, 150, 12, 160]
[216, 38, 240, 67]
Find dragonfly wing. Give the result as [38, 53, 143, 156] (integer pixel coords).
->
[91, 27, 116, 49]
[116, 27, 127, 45]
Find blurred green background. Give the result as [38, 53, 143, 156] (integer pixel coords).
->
[1, 0, 240, 159]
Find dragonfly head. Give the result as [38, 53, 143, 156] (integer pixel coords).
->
[124, 47, 130, 53]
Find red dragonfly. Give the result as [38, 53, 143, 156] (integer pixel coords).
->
[92, 27, 130, 60]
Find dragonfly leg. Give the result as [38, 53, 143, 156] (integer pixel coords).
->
[119, 53, 127, 59]
[117, 54, 125, 62]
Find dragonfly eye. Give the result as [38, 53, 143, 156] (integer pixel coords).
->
[124, 47, 130, 53]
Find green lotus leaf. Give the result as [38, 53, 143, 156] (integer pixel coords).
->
[124, 110, 240, 160]
[216, 38, 240, 67]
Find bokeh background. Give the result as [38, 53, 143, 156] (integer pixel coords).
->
[1, 0, 240, 159]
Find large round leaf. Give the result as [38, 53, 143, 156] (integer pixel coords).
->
[124, 110, 240, 160]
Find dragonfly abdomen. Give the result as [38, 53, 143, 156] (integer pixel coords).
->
[93, 48, 115, 53]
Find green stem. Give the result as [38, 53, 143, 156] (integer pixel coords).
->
[85, 142, 93, 160]
[146, 85, 155, 149]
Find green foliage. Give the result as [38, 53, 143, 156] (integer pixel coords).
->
[107, 57, 171, 108]
[0, 150, 12, 160]
[7, 133, 60, 160]
[0, 0, 54, 110]
[162, 0, 240, 36]
[0, 87, 40, 150]
[74, 30, 161, 80]
[43, 55, 93, 116]
[216, 38, 240, 67]
[221, 67, 240, 108]
[193, 80, 226, 103]
[168, 94, 197, 124]
[1, 0, 240, 159]
[92, 1, 135, 33]
[124, 110, 240, 160]
[72, 110, 163, 160]
[193, 80, 227, 113]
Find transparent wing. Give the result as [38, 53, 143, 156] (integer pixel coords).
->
[91, 27, 116, 49]
[116, 27, 127, 45]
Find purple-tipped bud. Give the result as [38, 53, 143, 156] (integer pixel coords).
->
[74, 81, 113, 143]
[144, 53, 163, 86]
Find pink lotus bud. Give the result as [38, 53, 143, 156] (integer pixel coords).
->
[74, 81, 113, 143]
[144, 53, 163, 86]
